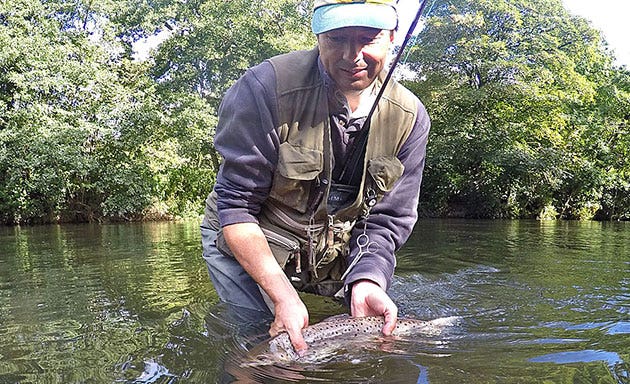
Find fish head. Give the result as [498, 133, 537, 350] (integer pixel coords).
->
[268, 335, 301, 361]
[242, 333, 300, 367]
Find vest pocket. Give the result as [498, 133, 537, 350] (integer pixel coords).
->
[367, 156, 405, 193]
[270, 142, 323, 213]
[260, 226, 302, 269]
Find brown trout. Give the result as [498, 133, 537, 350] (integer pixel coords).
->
[245, 314, 460, 365]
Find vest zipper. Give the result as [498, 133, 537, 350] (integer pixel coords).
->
[260, 227, 301, 272]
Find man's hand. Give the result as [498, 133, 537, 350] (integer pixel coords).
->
[350, 279, 398, 335]
[268, 296, 309, 355]
[222, 222, 310, 354]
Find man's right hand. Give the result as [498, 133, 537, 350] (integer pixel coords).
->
[222, 222, 310, 354]
[269, 295, 309, 354]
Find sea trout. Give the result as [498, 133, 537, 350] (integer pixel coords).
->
[245, 314, 460, 365]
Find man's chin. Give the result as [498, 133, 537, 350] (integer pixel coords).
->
[340, 79, 374, 93]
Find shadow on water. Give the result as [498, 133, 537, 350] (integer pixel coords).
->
[1, 219, 628, 383]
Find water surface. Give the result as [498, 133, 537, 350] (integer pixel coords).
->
[0, 219, 628, 383]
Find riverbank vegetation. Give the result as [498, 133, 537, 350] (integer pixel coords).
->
[1, 0, 628, 224]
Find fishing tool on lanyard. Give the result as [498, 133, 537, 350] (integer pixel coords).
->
[339, 0, 430, 277]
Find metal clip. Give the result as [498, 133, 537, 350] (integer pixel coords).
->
[295, 249, 301, 273]
[365, 188, 377, 208]
[306, 215, 317, 276]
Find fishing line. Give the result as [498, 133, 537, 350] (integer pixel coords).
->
[366, 0, 430, 119]
[401, 0, 438, 65]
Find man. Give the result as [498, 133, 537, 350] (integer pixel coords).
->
[200, 0, 430, 355]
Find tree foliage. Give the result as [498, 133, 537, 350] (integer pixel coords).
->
[0, 0, 313, 224]
[0, 0, 628, 223]
[405, 0, 630, 219]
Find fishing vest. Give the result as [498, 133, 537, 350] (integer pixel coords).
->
[214, 47, 418, 297]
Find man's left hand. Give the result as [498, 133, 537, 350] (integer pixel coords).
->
[350, 279, 398, 335]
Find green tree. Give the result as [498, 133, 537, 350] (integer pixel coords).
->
[0, 0, 316, 224]
[138, 0, 315, 217]
[0, 0, 161, 223]
[583, 67, 630, 220]
[406, 0, 629, 219]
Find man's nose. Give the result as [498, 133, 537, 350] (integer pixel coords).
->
[342, 41, 364, 63]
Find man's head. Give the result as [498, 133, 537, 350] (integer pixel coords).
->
[312, 1, 398, 96]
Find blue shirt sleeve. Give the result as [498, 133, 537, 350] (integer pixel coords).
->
[213, 62, 280, 227]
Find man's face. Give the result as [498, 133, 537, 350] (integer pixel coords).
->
[317, 27, 394, 95]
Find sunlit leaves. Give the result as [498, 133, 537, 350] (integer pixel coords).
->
[408, 0, 629, 219]
[0, 0, 315, 224]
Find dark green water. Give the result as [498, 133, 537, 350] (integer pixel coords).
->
[0, 220, 628, 383]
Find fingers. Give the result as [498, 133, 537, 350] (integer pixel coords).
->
[350, 279, 399, 336]
[269, 320, 308, 356]
[377, 289, 398, 336]
[268, 298, 310, 356]
[268, 321, 284, 338]
[287, 327, 308, 354]
[350, 297, 367, 318]
[381, 307, 398, 336]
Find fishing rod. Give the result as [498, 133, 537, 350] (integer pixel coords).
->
[338, 0, 429, 185]
[365, 0, 430, 120]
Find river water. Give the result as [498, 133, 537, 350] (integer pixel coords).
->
[0, 219, 628, 383]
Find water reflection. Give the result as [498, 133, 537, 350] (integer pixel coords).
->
[224, 351, 440, 384]
[0, 222, 216, 383]
[530, 350, 628, 384]
[0, 219, 628, 383]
